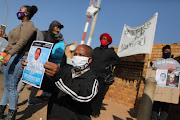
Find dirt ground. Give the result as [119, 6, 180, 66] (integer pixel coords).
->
[1, 73, 180, 120]
[0, 73, 137, 120]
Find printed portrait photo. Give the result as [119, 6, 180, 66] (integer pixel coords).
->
[166, 71, 180, 88]
[156, 69, 168, 87]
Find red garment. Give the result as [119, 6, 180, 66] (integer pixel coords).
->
[166, 82, 178, 85]
[100, 33, 112, 44]
[1, 52, 7, 57]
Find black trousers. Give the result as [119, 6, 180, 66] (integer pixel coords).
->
[91, 77, 110, 116]
[151, 101, 169, 120]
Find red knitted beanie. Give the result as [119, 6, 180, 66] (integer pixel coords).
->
[100, 33, 112, 44]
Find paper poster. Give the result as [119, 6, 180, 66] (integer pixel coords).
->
[156, 69, 168, 87]
[156, 69, 180, 88]
[22, 41, 53, 88]
[166, 71, 180, 88]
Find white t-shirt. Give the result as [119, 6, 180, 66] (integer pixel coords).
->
[152, 58, 180, 70]
[28, 58, 44, 70]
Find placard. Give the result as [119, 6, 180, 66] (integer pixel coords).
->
[146, 69, 180, 104]
[22, 41, 53, 88]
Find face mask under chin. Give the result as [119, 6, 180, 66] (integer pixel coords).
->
[52, 31, 59, 35]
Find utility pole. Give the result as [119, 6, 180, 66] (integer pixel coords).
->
[80, 0, 95, 45]
[86, 0, 101, 46]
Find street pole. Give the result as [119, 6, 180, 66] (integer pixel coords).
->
[80, 0, 95, 45]
[137, 77, 156, 120]
[86, 0, 101, 46]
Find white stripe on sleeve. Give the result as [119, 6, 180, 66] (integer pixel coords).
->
[55, 78, 98, 102]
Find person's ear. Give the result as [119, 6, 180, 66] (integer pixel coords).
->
[25, 12, 29, 17]
[88, 57, 92, 64]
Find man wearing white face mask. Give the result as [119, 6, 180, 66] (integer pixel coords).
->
[72, 55, 89, 72]
[38, 44, 98, 120]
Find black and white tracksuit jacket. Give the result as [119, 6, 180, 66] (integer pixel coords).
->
[41, 68, 98, 120]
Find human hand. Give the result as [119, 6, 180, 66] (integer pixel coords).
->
[2, 54, 12, 66]
[44, 61, 60, 77]
[21, 59, 28, 69]
[168, 68, 175, 73]
[0, 29, 7, 38]
[152, 67, 157, 71]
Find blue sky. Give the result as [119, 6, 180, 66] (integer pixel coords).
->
[0, 0, 180, 49]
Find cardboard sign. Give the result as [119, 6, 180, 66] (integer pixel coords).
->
[146, 69, 179, 104]
[154, 87, 179, 104]
[145, 69, 156, 79]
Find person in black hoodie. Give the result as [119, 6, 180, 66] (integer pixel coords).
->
[90, 33, 121, 117]
[39, 21, 65, 100]
[42, 20, 64, 43]
[21, 44, 99, 120]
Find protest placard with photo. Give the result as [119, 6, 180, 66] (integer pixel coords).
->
[155, 69, 168, 87]
[166, 71, 180, 88]
[156, 69, 180, 88]
[146, 69, 180, 104]
[22, 41, 53, 88]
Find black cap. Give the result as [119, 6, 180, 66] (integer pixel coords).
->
[57, 24, 64, 29]
[162, 45, 171, 52]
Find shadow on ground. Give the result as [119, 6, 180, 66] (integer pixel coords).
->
[113, 115, 123, 120]
[17, 99, 28, 107]
[101, 103, 108, 110]
[127, 108, 138, 118]
[113, 115, 135, 120]
[16, 101, 48, 120]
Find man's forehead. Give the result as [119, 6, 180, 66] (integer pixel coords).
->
[75, 46, 87, 54]
[36, 49, 41, 52]
[75, 47, 85, 52]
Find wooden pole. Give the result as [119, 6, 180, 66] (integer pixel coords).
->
[147, 54, 152, 68]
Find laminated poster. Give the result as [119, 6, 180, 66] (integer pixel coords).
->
[22, 41, 53, 88]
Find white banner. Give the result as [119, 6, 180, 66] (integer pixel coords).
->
[117, 13, 158, 57]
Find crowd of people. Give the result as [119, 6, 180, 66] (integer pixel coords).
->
[0, 4, 179, 120]
[0, 5, 121, 120]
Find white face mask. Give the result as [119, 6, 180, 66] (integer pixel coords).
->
[72, 56, 89, 72]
